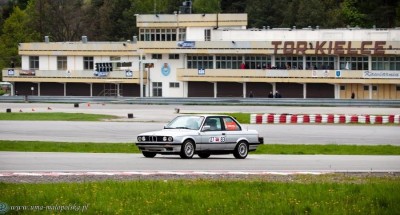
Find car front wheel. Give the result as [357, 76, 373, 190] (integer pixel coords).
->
[180, 140, 195, 159]
[142, 151, 156, 158]
[233, 141, 248, 159]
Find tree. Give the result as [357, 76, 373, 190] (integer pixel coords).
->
[246, 0, 286, 28]
[28, 0, 86, 41]
[192, 0, 221, 14]
[0, 6, 39, 74]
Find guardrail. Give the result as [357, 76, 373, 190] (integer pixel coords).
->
[1, 96, 400, 107]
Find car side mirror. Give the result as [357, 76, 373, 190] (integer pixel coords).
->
[202, 125, 211, 131]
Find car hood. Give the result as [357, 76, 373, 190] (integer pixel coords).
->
[138, 129, 198, 136]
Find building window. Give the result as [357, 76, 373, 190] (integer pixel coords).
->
[244, 55, 272, 69]
[169, 54, 179, 59]
[57, 56, 67, 70]
[29, 56, 39, 70]
[306, 56, 335, 70]
[204, 29, 211, 41]
[340, 85, 345, 90]
[83, 57, 94, 70]
[152, 54, 162, 59]
[372, 85, 378, 91]
[216, 55, 244, 69]
[274, 56, 302, 69]
[396, 86, 400, 91]
[140, 28, 177, 41]
[340, 56, 368, 70]
[169, 82, 180, 88]
[363, 85, 369, 91]
[152, 82, 162, 97]
[187, 55, 213, 69]
[372, 57, 400, 70]
[178, 28, 186, 41]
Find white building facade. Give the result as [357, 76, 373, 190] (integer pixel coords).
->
[2, 13, 400, 99]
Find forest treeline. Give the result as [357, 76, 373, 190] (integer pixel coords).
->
[0, 0, 399, 73]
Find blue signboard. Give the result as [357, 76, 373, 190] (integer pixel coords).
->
[177, 41, 196, 48]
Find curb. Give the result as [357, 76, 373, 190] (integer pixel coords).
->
[250, 114, 400, 124]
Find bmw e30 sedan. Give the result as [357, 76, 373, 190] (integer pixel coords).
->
[136, 115, 264, 159]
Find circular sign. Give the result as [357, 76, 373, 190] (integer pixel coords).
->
[161, 63, 170, 76]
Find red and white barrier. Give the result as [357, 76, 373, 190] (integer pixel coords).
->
[250, 114, 400, 124]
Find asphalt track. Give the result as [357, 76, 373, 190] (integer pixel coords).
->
[1, 152, 399, 173]
[1, 103, 399, 174]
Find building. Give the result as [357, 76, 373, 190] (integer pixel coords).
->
[2, 13, 400, 99]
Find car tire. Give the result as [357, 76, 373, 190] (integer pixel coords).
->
[233, 141, 248, 159]
[198, 153, 210, 158]
[142, 151, 156, 158]
[180, 140, 195, 159]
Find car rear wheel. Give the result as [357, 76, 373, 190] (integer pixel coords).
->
[180, 140, 195, 159]
[233, 141, 248, 159]
[198, 153, 210, 158]
[142, 151, 156, 158]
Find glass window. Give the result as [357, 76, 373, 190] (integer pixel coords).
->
[244, 55, 272, 69]
[152, 54, 162, 59]
[216, 55, 244, 69]
[204, 29, 211, 41]
[152, 82, 162, 97]
[223, 117, 241, 131]
[187, 55, 213, 69]
[169, 54, 180, 59]
[372, 57, 400, 70]
[306, 56, 336, 70]
[57, 56, 67, 70]
[178, 28, 186, 41]
[204, 117, 222, 131]
[29, 56, 39, 70]
[275, 55, 303, 69]
[83, 57, 94, 70]
[339, 56, 368, 70]
[169, 82, 180, 88]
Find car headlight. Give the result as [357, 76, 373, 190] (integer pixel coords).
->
[137, 136, 141, 142]
[163, 136, 167, 141]
[168, 136, 173, 142]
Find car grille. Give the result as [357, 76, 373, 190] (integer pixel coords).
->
[142, 136, 165, 142]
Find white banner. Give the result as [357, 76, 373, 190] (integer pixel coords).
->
[363, 71, 400, 79]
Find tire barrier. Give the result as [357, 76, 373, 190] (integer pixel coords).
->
[250, 114, 400, 124]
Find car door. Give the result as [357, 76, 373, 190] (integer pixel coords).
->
[200, 117, 227, 151]
[221, 116, 242, 150]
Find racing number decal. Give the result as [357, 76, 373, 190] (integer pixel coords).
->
[209, 137, 225, 143]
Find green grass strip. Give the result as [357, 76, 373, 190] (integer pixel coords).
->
[0, 112, 118, 121]
[253, 144, 400, 155]
[1, 140, 400, 155]
[0, 140, 138, 153]
[1, 178, 399, 214]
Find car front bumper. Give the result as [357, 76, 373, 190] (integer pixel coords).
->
[136, 143, 182, 154]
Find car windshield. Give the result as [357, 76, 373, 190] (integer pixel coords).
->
[165, 116, 204, 130]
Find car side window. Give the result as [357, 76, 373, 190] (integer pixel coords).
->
[223, 117, 241, 131]
[204, 117, 222, 131]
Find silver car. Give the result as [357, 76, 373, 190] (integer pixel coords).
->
[136, 115, 264, 159]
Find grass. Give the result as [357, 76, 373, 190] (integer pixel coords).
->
[0, 141, 137, 153]
[0, 112, 118, 121]
[1, 177, 399, 214]
[1, 140, 400, 155]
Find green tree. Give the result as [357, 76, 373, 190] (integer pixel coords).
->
[192, 0, 221, 13]
[0, 6, 39, 75]
[340, 0, 366, 27]
[246, 0, 286, 28]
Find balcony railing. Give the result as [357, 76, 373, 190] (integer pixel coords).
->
[2, 69, 147, 81]
[177, 68, 400, 83]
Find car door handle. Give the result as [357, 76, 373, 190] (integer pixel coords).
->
[222, 133, 226, 135]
